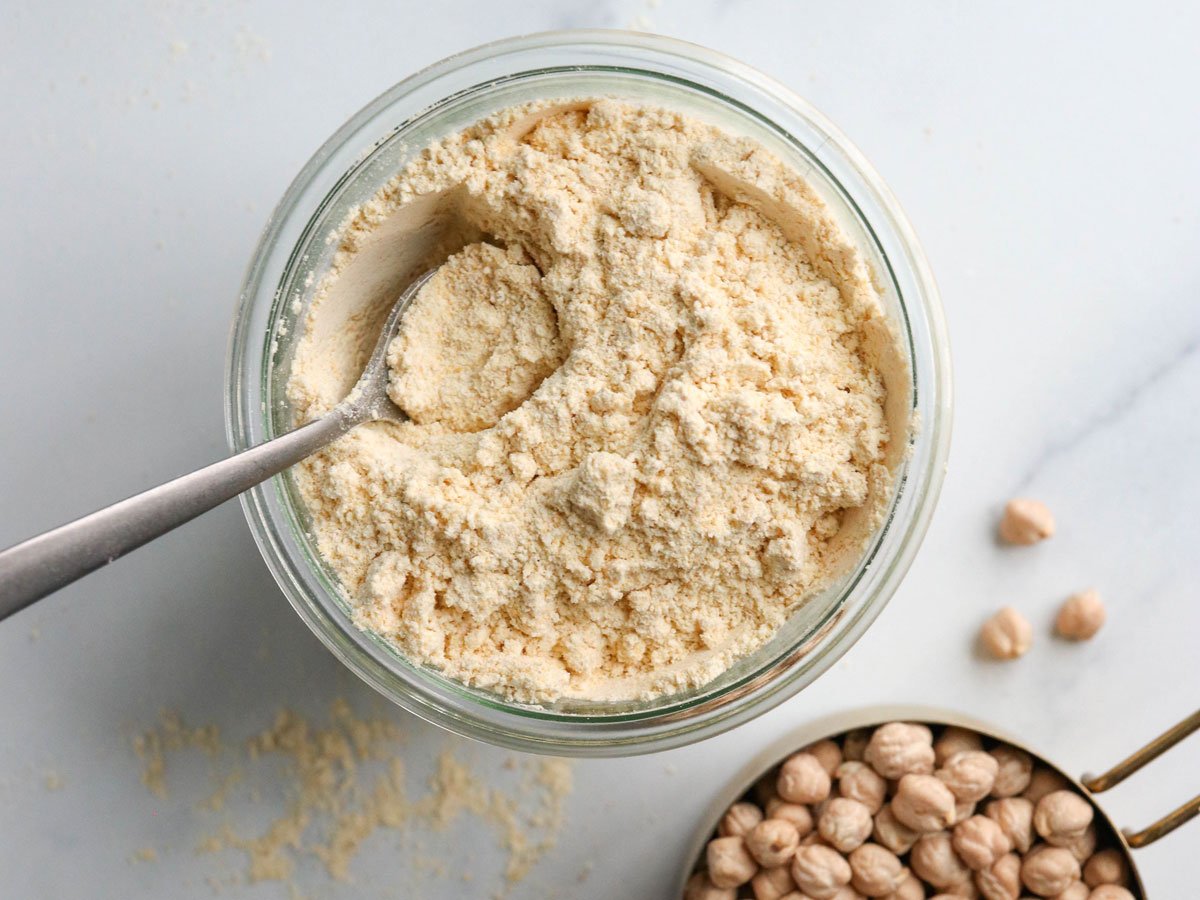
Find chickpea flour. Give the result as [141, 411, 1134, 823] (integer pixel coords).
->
[287, 99, 909, 703]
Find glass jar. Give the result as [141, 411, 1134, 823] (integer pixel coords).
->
[225, 31, 952, 756]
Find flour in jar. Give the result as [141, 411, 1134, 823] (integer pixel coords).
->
[286, 99, 909, 703]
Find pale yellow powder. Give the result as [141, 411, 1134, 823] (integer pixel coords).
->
[287, 99, 908, 703]
[131, 702, 572, 889]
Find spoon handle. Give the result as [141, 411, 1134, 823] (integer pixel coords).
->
[0, 405, 361, 620]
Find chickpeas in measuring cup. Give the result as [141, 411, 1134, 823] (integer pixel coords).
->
[680, 707, 1198, 899]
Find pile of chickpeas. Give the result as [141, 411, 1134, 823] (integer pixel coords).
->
[685, 722, 1136, 900]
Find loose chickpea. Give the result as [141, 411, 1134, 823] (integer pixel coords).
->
[1033, 791, 1094, 847]
[984, 797, 1035, 853]
[766, 798, 815, 836]
[719, 801, 765, 837]
[849, 843, 905, 897]
[980, 607, 1033, 660]
[843, 729, 871, 762]
[707, 836, 759, 888]
[747, 818, 802, 868]
[952, 815, 1012, 871]
[975, 852, 1021, 900]
[838, 761, 888, 814]
[911, 832, 972, 889]
[1020, 845, 1080, 897]
[791, 844, 852, 899]
[1023, 768, 1071, 805]
[939, 751, 1000, 803]
[935, 727, 985, 766]
[806, 739, 844, 776]
[999, 498, 1055, 545]
[884, 871, 925, 900]
[1082, 849, 1128, 888]
[751, 865, 797, 900]
[685, 872, 736, 900]
[989, 745, 1033, 798]
[893, 774, 957, 833]
[1087, 886, 1135, 900]
[865, 723, 936, 779]
[779, 753, 833, 805]
[1055, 590, 1105, 641]
[873, 803, 919, 854]
[1052, 882, 1089, 900]
[820, 798, 874, 853]
[1064, 824, 1096, 862]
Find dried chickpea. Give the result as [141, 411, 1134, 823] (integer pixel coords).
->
[684, 872, 736, 900]
[1020, 844, 1080, 897]
[883, 871, 925, 900]
[1052, 882, 1089, 900]
[707, 836, 759, 888]
[819, 798, 874, 853]
[989, 745, 1034, 798]
[806, 739, 844, 776]
[980, 607, 1033, 660]
[1087, 886, 1135, 900]
[747, 818, 802, 868]
[893, 774, 957, 833]
[999, 498, 1055, 545]
[953, 815, 1012, 871]
[766, 798, 815, 836]
[848, 843, 905, 897]
[952, 798, 978, 826]
[791, 844, 852, 899]
[936, 727, 985, 766]
[939, 751, 1000, 802]
[873, 803, 919, 854]
[751, 865, 797, 900]
[985, 797, 1035, 853]
[1064, 824, 1096, 863]
[843, 729, 871, 762]
[1023, 768, 1071, 805]
[1082, 849, 1128, 888]
[801, 829, 830, 847]
[865, 723, 936, 779]
[975, 852, 1021, 900]
[719, 801, 764, 837]
[837, 761, 888, 815]
[911, 831, 972, 889]
[1033, 791, 1094, 847]
[1055, 590, 1105, 641]
[779, 752, 833, 805]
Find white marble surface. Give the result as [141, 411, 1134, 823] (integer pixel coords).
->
[2, 1, 1197, 897]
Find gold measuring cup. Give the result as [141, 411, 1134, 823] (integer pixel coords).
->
[677, 705, 1199, 897]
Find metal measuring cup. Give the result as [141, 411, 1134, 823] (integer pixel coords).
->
[677, 705, 1199, 897]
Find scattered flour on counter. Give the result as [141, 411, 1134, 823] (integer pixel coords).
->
[288, 98, 909, 704]
[132, 710, 220, 799]
[128, 701, 573, 892]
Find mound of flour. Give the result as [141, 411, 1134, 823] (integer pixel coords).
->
[287, 99, 906, 703]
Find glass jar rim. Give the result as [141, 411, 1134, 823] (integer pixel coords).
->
[225, 30, 953, 756]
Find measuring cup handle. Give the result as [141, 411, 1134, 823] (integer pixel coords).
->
[1083, 709, 1200, 847]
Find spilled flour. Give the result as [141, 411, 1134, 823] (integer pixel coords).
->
[130, 702, 572, 893]
[287, 99, 909, 703]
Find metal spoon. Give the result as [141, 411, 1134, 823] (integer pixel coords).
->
[0, 270, 435, 620]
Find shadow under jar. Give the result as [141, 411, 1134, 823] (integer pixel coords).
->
[225, 31, 952, 756]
